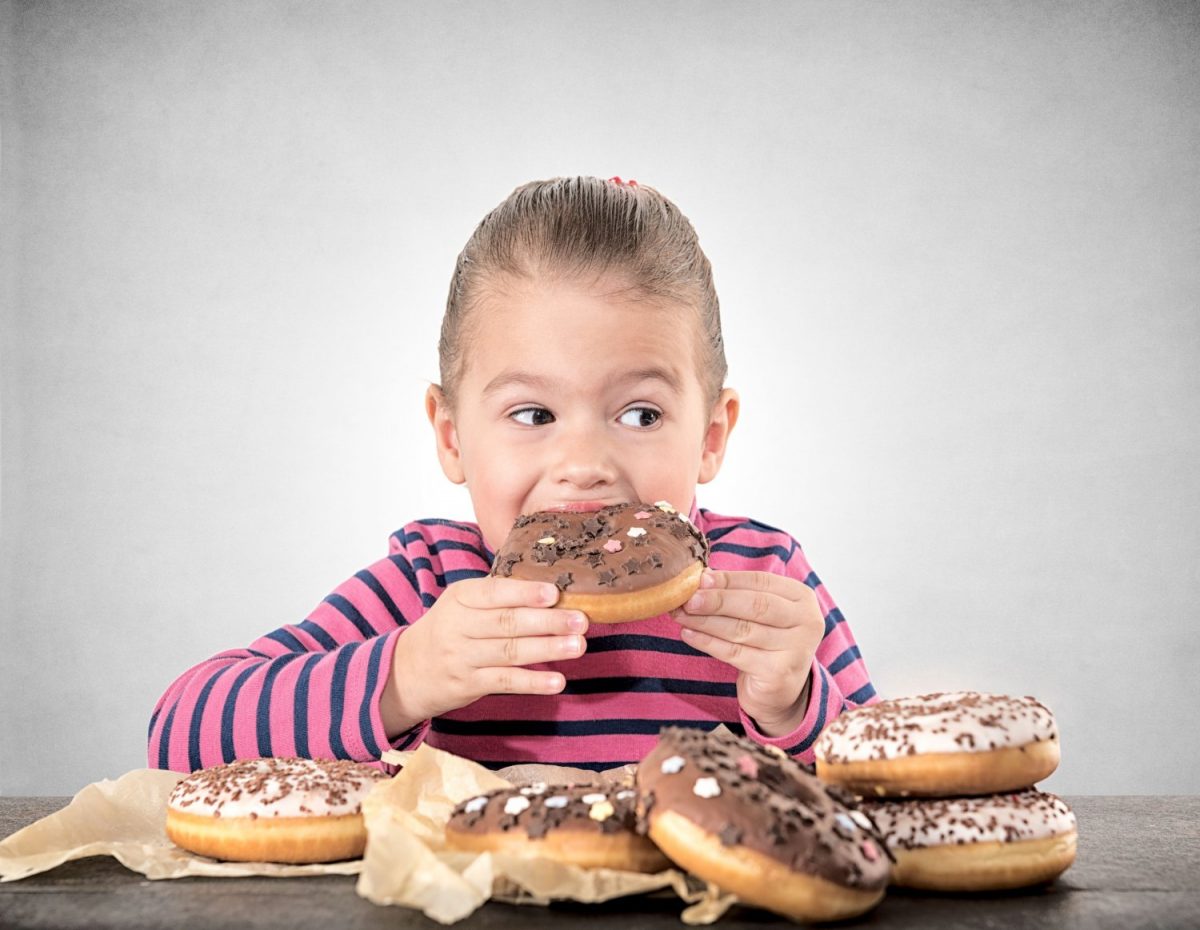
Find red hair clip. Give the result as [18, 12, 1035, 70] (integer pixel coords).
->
[608, 176, 639, 187]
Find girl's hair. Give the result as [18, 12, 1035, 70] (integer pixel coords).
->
[438, 176, 726, 411]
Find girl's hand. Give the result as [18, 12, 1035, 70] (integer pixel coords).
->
[671, 570, 824, 737]
[381, 577, 588, 736]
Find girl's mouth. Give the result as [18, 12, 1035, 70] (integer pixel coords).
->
[542, 500, 623, 513]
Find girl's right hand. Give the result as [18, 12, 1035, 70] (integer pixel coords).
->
[379, 577, 588, 736]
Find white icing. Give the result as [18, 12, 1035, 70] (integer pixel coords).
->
[167, 757, 384, 819]
[580, 792, 607, 805]
[544, 796, 569, 809]
[520, 782, 548, 796]
[615, 790, 636, 801]
[862, 791, 1076, 849]
[814, 692, 1058, 762]
[464, 797, 489, 814]
[661, 755, 686, 774]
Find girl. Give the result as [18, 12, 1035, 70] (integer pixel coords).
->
[149, 176, 876, 773]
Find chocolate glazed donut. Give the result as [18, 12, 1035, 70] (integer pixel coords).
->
[636, 727, 891, 922]
[490, 501, 710, 623]
[445, 783, 670, 872]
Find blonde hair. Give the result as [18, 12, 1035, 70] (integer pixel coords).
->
[438, 176, 726, 411]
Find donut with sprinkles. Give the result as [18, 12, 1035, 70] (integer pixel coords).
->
[814, 692, 1061, 798]
[444, 782, 669, 872]
[165, 757, 388, 863]
[636, 727, 891, 922]
[860, 789, 1077, 890]
[489, 501, 709, 623]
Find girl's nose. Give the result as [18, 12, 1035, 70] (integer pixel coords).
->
[551, 428, 619, 489]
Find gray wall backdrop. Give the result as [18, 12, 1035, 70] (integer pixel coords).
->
[2, 0, 1197, 796]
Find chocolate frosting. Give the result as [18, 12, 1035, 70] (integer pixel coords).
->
[447, 783, 641, 839]
[636, 727, 892, 891]
[489, 501, 710, 595]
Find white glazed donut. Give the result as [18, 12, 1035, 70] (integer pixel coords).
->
[860, 789, 1077, 890]
[165, 757, 388, 863]
[814, 692, 1060, 797]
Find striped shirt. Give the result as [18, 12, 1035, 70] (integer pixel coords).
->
[148, 501, 877, 773]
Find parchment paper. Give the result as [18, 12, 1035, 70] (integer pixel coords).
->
[0, 768, 366, 881]
[1, 751, 737, 923]
[361, 744, 736, 925]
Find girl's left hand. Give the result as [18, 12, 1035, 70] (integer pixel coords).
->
[670, 569, 824, 737]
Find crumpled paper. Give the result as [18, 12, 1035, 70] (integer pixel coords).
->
[0, 768, 363, 881]
[361, 744, 736, 924]
[0, 750, 738, 924]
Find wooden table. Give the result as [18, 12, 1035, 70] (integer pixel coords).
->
[2, 796, 1198, 928]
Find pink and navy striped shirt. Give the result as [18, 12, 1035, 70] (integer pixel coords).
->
[148, 501, 876, 773]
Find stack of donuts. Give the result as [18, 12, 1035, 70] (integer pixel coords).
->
[814, 692, 1078, 891]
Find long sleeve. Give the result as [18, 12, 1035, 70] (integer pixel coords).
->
[700, 508, 883, 763]
[148, 534, 433, 772]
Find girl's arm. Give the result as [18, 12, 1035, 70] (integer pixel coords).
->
[147, 532, 432, 772]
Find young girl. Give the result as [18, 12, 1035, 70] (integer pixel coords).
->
[148, 176, 876, 773]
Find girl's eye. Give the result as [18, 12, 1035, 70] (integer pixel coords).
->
[510, 407, 555, 426]
[619, 407, 661, 428]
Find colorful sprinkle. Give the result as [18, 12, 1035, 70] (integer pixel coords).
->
[654, 500, 677, 513]
[634, 511, 652, 519]
[693, 777, 721, 799]
[580, 792, 607, 805]
[519, 783, 548, 796]
[543, 796, 569, 809]
[614, 790, 636, 801]
[626, 527, 648, 538]
[861, 839, 879, 861]
[504, 796, 531, 816]
[603, 539, 623, 553]
[850, 810, 874, 830]
[835, 813, 857, 833]
[537, 536, 556, 545]
[736, 754, 759, 778]
[660, 755, 686, 774]
[464, 797, 488, 814]
[589, 800, 615, 821]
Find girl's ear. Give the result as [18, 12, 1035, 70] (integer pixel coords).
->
[698, 387, 740, 484]
[426, 384, 466, 485]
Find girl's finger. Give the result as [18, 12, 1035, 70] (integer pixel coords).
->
[673, 609, 785, 649]
[465, 606, 589, 640]
[470, 632, 588, 669]
[455, 575, 561, 610]
[700, 569, 814, 604]
[476, 666, 569, 696]
[680, 586, 796, 629]
[678, 627, 771, 677]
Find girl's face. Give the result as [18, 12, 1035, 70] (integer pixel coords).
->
[427, 273, 740, 554]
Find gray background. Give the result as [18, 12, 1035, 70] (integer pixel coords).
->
[1, 0, 1197, 797]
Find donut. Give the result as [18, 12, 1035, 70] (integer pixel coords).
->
[165, 757, 388, 863]
[859, 789, 1077, 891]
[489, 500, 709, 623]
[636, 727, 891, 922]
[814, 692, 1060, 797]
[444, 782, 670, 872]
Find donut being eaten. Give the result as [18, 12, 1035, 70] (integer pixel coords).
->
[490, 501, 709, 623]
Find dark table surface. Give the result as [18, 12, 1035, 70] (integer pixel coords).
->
[2, 795, 1198, 929]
